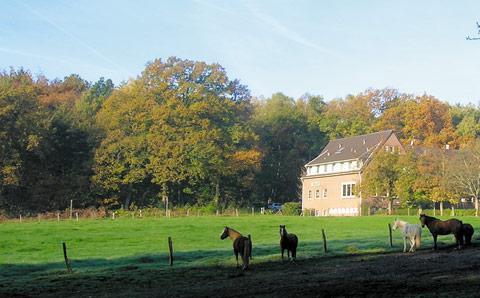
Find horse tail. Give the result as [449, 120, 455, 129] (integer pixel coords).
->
[242, 237, 251, 270]
[415, 233, 421, 249]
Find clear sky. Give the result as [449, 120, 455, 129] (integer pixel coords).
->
[1, 0, 480, 104]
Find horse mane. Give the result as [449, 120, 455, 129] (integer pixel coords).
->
[227, 227, 241, 234]
[422, 214, 439, 221]
[227, 227, 243, 238]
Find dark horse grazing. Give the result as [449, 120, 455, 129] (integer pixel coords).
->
[280, 225, 298, 261]
[419, 214, 463, 250]
[220, 227, 252, 270]
[462, 223, 474, 245]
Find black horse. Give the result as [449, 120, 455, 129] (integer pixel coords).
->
[462, 223, 474, 245]
[419, 214, 463, 250]
[280, 225, 298, 261]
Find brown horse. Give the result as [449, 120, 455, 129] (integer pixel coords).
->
[220, 227, 252, 270]
[419, 214, 463, 250]
[280, 225, 298, 261]
[462, 223, 474, 245]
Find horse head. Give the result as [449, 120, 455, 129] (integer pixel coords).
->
[392, 219, 398, 230]
[220, 226, 229, 240]
[279, 225, 287, 237]
[419, 214, 426, 227]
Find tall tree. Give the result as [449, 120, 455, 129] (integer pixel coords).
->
[94, 57, 260, 209]
[360, 151, 400, 215]
[252, 93, 326, 204]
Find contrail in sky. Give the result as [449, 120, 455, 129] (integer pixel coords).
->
[16, 0, 129, 77]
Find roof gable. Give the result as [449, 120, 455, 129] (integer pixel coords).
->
[306, 130, 394, 166]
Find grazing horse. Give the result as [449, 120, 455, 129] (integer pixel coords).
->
[279, 225, 298, 261]
[462, 223, 474, 245]
[220, 227, 252, 270]
[419, 214, 463, 250]
[392, 219, 422, 252]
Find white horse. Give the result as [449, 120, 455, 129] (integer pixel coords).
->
[392, 219, 422, 252]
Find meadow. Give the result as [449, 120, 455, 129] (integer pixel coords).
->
[1, 215, 480, 297]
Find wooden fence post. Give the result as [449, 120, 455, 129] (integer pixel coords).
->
[75, 212, 79, 222]
[168, 236, 174, 266]
[186, 209, 190, 217]
[19, 214, 22, 222]
[112, 212, 115, 220]
[251, 207, 254, 216]
[321, 229, 327, 254]
[69, 200, 73, 220]
[388, 223, 393, 248]
[139, 210, 142, 218]
[57, 212, 60, 222]
[62, 242, 73, 273]
[235, 208, 239, 217]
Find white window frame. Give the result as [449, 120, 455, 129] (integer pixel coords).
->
[341, 182, 356, 198]
[315, 189, 321, 199]
[308, 190, 312, 200]
[322, 188, 327, 198]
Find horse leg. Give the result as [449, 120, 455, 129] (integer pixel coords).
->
[433, 234, 437, 250]
[403, 237, 407, 253]
[409, 237, 415, 252]
[235, 250, 239, 268]
[287, 249, 291, 260]
[456, 232, 463, 249]
[292, 248, 296, 261]
[281, 248, 284, 260]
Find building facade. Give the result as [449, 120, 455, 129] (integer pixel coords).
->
[301, 130, 403, 216]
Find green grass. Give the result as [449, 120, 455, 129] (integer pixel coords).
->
[1, 215, 480, 296]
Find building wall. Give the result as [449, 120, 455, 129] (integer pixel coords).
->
[382, 134, 404, 153]
[302, 172, 361, 216]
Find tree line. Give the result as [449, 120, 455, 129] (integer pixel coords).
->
[1, 57, 480, 215]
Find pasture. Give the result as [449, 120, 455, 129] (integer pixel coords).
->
[1, 215, 480, 297]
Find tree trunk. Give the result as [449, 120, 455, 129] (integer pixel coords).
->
[387, 199, 393, 215]
[214, 180, 220, 207]
[475, 197, 479, 217]
[124, 186, 132, 210]
[440, 201, 443, 216]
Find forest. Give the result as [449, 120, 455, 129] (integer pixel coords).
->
[1, 57, 480, 215]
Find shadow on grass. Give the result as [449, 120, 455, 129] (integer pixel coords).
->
[1, 233, 471, 281]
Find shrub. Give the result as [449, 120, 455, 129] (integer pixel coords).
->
[282, 202, 301, 216]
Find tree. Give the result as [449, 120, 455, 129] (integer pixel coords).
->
[447, 140, 480, 216]
[252, 93, 327, 204]
[94, 57, 260, 209]
[360, 151, 400, 215]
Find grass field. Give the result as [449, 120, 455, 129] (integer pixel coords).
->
[1, 215, 480, 297]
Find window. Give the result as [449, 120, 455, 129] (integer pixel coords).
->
[341, 183, 356, 198]
[308, 190, 312, 200]
[315, 189, 320, 199]
[323, 188, 327, 198]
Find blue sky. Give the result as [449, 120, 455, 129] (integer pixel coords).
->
[1, 0, 480, 104]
